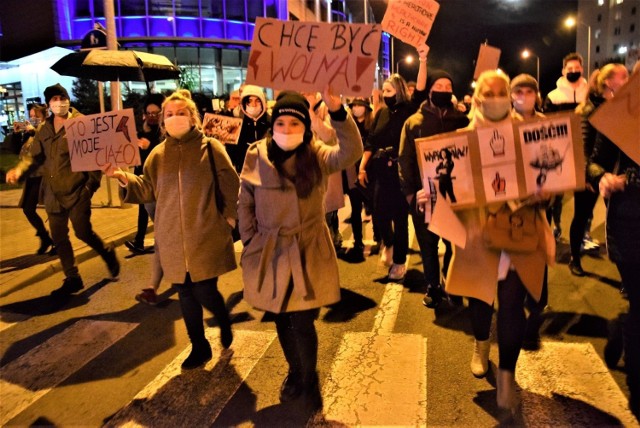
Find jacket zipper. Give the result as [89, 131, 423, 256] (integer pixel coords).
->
[177, 143, 189, 272]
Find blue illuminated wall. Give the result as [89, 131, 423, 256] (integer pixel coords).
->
[54, 0, 287, 43]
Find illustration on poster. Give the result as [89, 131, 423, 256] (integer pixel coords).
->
[530, 142, 567, 186]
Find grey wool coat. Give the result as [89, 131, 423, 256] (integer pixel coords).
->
[238, 111, 363, 313]
[121, 128, 239, 284]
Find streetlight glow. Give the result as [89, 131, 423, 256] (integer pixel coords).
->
[521, 49, 531, 59]
[396, 55, 415, 73]
[563, 16, 592, 77]
[520, 48, 540, 85]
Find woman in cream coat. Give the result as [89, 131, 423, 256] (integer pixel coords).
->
[238, 88, 362, 409]
[442, 70, 555, 413]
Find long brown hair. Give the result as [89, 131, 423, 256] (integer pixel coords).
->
[266, 128, 322, 198]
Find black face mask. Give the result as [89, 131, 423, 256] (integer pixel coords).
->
[431, 91, 453, 108]
[566, 71, 582, 83]
[384, 96, 397, 108]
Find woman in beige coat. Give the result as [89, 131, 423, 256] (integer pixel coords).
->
[106, 92, 239, 370]
[238, 88, 362, 409]
[442, 71, 555, 413]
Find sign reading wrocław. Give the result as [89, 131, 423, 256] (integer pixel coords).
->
[247, 18, 381, 97]
[415, 113, 585, 209]
[65, 109, 140, 172]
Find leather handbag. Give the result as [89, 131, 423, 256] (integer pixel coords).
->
[483, 204, 539, 253]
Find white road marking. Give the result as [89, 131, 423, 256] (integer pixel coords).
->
[310, 217, 428, 426]
[0, 320, 138, 426]
[104, 329, 276, 428]
[518, 342, 637, 426]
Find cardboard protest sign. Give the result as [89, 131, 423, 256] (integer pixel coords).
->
[415, 113, 584, 210]
[65, 109, 140, 172]
[247, 18, 381, 97]
[202, 113, 243, 145]
[473, 44, 501, 80]
[588, 71, 640, 165]
[381, 0, 440, 47]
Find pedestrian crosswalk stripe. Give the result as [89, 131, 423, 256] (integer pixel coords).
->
[311, 332, 427, 427]
[0, 319, 138, 426]
[518, 342, 636, 426]
[104, 329, 276, 427]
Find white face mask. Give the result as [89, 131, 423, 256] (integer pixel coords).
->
[273, 131, 305, 152]
[513, 96, 536, 115]
[50, 100, 70, 116]
[479, 97, 511, 121]
[351, 106, 366, 118]
[245, 105, 262, 118]
[164, 115, 192, 138]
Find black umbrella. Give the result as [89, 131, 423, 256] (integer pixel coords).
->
[51, 49, 180, 91]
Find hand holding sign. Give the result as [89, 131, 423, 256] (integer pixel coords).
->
[417, 43, 429, 61]
[322, 84, 343, 112]
[64, 109, 140, 172]
[102, 162, 128, 185]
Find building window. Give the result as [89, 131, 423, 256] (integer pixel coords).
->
[595, 29, 601, 39]
[613, 43, 619, 51]
[597, 14, 602, 22]
[615, 11, 622, 20]
[596, 45, 600, 53]
[632, 6, 636, 14]
[598, 0, 604, 5]
[616, 0, 623, 4]
[631, 24, 636, 33]
[614, 27, 621, 35]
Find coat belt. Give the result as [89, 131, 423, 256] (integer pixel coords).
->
[256, 216, 325, 300]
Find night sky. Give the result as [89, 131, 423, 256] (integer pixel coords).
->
[368, 0, 579, 98]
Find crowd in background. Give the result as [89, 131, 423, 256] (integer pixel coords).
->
[5, 48, 639, 418]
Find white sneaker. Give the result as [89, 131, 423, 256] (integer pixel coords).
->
[388, 263, 406, 281]
[380, 245, 394, 267]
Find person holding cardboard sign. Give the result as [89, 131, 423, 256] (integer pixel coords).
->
[399, 69, 469, 308]
[105, 91, 239, 370]
[358, 43, 428, 282]
[444, 70, 555, 414]
[6, 83, 120, 297]
[237, 87, 362, 409]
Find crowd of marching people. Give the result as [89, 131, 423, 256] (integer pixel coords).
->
[6, 48, 639, 418]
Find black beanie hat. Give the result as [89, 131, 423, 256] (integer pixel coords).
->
[271, 91, 311, 130]
[44, 83, 70, 104]
[348, 97, 372, 110]
[426, 70, 453, 92]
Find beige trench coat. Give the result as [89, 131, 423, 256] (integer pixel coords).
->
[238, 113, 363, 313]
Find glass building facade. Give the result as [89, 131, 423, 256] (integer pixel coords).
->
[52, 0, 390, 97]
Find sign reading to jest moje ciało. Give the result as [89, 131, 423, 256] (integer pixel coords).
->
[246, 18, 381, 97]
[65, 109, 140, 172]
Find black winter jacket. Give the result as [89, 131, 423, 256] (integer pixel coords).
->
[398, 100, 469, 197]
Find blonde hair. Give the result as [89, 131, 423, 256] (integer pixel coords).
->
[468, 70, 511, 119]
[595, 63, 626, 94]
[161, 91, 202, 130]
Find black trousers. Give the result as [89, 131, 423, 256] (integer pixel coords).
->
[134, 203, 149, 245]
[569, 189, 599, 260]
[274, 308, 320, 383]
[617, 262, 640, 410]
[469, 270, 529, 372]
[409, 202, 451, 285]
[48, 190, 109, 278]
[22, 176, 49, 238]
[176, 274, 230, 347]
[346, 187, 364, 246]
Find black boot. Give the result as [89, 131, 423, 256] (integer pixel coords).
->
[423, 283, 443, 308]
[181, 341, 212, 370]
[280, 370, 303, 403]
[103, 247, 120, 279]
[37, 234, 53, 255]
[51, 276, 84, 297]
